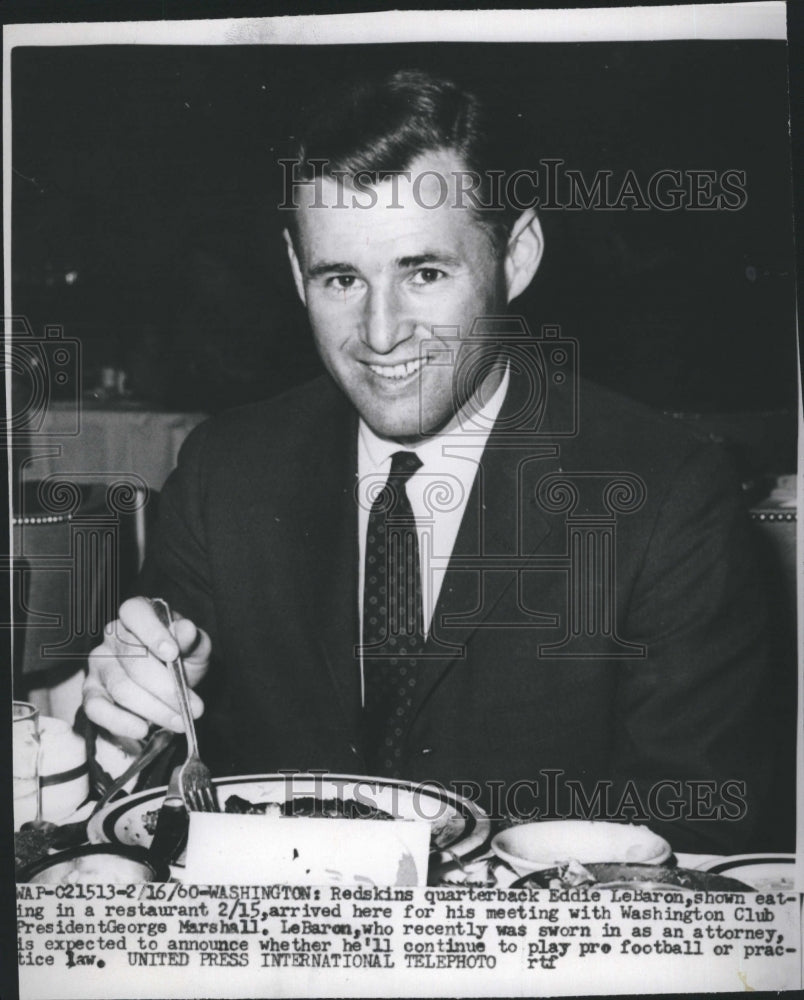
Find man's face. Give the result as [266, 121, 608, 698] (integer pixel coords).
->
[286, 150, 539, 441]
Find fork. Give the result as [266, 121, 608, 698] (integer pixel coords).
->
[151, 598, 220, 812]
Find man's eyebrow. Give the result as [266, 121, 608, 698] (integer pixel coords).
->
[306, 252, 463, 278]
[305, 261, 357, 278]
[397, 252, 463, 269]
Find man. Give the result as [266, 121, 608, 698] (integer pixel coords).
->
[83, 70, 770, 853]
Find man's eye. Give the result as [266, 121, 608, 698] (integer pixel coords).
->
[327, 275, 359, 291]
[322, 274, 365, 298]
[410, 268, 447, 286]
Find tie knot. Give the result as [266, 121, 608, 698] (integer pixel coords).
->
[389, 450, 422, 484]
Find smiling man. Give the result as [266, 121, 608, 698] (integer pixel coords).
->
[284, 146, 542, 442]
[83, 70, 771, 853]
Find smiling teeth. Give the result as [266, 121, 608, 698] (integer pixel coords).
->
[369, 358, 424, 380]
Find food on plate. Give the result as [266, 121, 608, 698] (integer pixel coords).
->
[224, 794, 396, 820]
[547, 859, 597, 888]
[103, 777, 484, 865]
[142, 794, 395, 834]
[624, 841, 664, 862]
[514, 862, 752, 892]
[14, 828, 54, 874]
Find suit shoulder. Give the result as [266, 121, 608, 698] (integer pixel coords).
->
[572, 379, 724, 468]
[208, 374, 343, 436]
[559, 380, 745, 513]
[178, 375, 347, 460]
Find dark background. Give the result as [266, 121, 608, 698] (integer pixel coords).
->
[11, 39, 798, 476]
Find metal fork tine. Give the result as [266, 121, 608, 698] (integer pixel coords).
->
[185, 781, 201, 812]
[152, 598, 221, 814]
[184, 775, 219, 813]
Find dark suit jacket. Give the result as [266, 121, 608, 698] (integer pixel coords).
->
[140, 370, 771, 854]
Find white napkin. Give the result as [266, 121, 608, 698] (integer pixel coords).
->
[182, 814, 431, 886]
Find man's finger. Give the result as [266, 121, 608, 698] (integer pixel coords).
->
[102, 615, 209, 675]
[118, 596, 179, 662]
[101, 659, 183, 730]
[100, 621, 163, 668]
[172, 618, 212, 666]
[127, 655, 206, 720]
[83, 684, 152, 742]
[91, 648, 205, 721]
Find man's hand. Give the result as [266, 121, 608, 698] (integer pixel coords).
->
[83, 596, 212, 741]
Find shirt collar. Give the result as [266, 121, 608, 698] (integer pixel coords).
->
[359, 364, 510, 473]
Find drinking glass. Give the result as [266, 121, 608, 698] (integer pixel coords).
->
[13, 701, 41, 831]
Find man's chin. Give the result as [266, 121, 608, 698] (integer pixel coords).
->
[358, 406, 441, 444]
[362, 419, 426, 443]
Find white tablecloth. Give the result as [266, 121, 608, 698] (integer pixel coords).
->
[17, 402, 207, 493]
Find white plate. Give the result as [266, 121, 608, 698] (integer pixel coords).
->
[88, 772, 491, 861]
[698, 854, 797, 892]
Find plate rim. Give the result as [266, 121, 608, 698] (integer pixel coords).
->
[88, 771, 491, 858]
[699, 854, 796, 878]
[19, 843, 171, 884]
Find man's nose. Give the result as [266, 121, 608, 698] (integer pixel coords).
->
[359, 286, 411, 355]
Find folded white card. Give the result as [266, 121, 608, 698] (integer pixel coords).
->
[182, 814, 431, 886]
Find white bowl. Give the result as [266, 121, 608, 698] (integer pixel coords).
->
[492, 821, 671, 875]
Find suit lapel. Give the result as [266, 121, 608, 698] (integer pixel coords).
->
[295, 390, 362, 734]
[409, 368, 564, 715]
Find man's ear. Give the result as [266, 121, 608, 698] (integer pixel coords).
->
[283, 228, 307, 306]
[503, 209, 544, 303]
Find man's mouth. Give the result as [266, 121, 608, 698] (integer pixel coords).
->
[366, 357, 426, 381]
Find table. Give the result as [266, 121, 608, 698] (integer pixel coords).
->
[17, 400, 207, 494]
[12, 401, 206, 717]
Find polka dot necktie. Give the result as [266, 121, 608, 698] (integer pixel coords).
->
[362, 450, 425, 776]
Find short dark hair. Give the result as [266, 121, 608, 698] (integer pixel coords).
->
[288, 69, 518, 253]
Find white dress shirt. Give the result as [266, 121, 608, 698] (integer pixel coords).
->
[357, 366, 510, 675]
